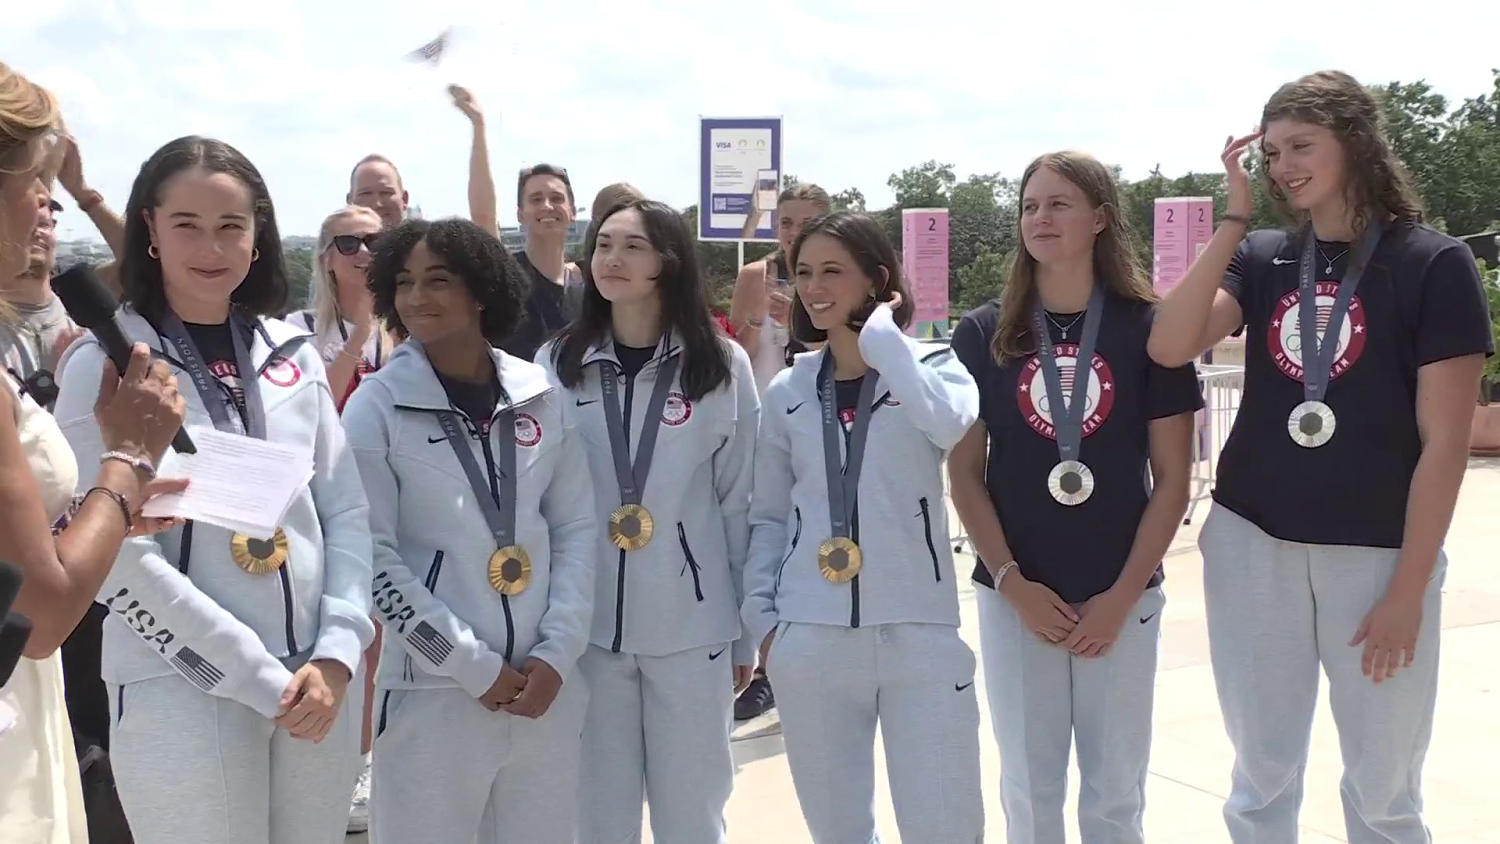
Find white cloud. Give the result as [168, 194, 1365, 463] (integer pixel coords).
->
[3, 0, 1497, 240]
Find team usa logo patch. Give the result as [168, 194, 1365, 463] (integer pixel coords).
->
[1268, 282, 1367, 383]
[513, 413, 542, 447]
[1016, 345, 1115, 440]
[262, 357, 301, 387]
[662, 392, 692, 426]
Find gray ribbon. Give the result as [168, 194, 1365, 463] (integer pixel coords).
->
[434, 405, 516, 550]
[1029, 287, 1104, 462]
[818, 352, 880, 541]
[160, 310, 266, 440]
[1296, 222, 1383, 402]
[597, 348, 680, 506]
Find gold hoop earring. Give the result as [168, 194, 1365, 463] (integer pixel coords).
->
[148, 244, 159, 259]
[252, 248, 260, 262]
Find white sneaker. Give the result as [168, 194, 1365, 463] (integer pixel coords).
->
[346, 757, 371, 834]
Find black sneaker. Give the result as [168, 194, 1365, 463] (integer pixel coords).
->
[734, 672, 775, 721]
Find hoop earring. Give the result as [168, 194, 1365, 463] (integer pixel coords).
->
[252, 248, 260, 262]
[147, 244, 159, 259]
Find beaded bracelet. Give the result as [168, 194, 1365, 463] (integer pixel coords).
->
[100, 450, 156, 479]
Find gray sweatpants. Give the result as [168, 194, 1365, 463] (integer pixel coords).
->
[768, 621, 985, 844]
[577, 643, 734, 844]
[106, 666, 364, 844]
[369, 677, 588, 844]
[1200, 504, 1445, 844]
[977, 583, 1164, 844]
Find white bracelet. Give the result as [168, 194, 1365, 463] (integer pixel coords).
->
[100, 450, 156, 479]
[993, 560, 1019, 585]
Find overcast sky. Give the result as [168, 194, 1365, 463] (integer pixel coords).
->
[7, 0, 1497, 240]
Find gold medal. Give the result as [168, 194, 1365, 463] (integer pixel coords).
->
[231, 528, 289, 576]
[817, 537, 863, 583]
[487, 546, 532, 595]
[608, 503, 654, 551]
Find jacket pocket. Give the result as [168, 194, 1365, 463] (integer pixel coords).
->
[774, 507, 802, 592]
[676, 524, 705, 602]
[918, 497, 940, 582]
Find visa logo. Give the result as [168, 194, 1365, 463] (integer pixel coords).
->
[715, 141, 732, 149]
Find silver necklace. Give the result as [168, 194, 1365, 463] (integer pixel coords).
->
[1317, 244, 1349, 275]
[1046, 311, 1084, 338]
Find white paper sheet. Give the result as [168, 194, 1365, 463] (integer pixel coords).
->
[141, 426, 313, 540]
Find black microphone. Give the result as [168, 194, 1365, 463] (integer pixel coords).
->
[0, 614, 32, 688]
[51, 265, 196, 454]
[0, 561, 20, 620]
[0, 561, 29, 686]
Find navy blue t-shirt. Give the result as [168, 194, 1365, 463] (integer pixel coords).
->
[1213, 222, 1493, 547]
[951, 293, 1203, 602]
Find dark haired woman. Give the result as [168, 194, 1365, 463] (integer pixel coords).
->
[1150, 71, 1492, 842]
[948, 151, 1201, 843]
[742, 211, 984, 842]
[52, 136, 376, 843]
[343, 217, 596, 843]
[540, 199, 758, 844]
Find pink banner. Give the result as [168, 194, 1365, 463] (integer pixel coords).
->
[1153, 197, 1213, 295]
[901, 208, 950, 337]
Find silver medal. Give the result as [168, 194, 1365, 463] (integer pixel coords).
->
[1047, 460, 1095, 506]
[1287, 400, 1336, 448]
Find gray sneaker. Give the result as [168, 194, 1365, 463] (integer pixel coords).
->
[346, 758, 371, 834]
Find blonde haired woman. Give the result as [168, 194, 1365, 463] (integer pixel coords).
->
[286, 204, 394, 832]
[288, 205, 395, 413]
[0, 62, 186, 844]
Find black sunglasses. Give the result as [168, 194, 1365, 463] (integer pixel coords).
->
[329, 233, 381, 256]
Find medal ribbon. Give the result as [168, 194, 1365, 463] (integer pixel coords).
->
[1029, 286, 1104, 463]
[434, 404, 517, 552]
[818, 352, 880, 541]
[1296, 222, 1383, 403]
[160, 310, 266, 440]
[597, 345, 680, 507]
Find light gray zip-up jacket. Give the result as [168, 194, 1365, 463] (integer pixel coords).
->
[741, 304, 979, 651]
[342, 341, 596, 696]
[536, 333, 760, 666]
[54, 310, 376, 719]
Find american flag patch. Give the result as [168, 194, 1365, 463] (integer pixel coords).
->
[408, 621, 453, 665]
[170, 647, 226, 691]
[405, 29, 451, 65]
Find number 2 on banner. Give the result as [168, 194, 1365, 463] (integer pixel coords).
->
[927, 217, 937, 231]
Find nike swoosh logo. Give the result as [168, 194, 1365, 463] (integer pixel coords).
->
[576, 398, 598, 406]
[709, 647, 727, 661]
[954, 681, 973, 692]
[1139, 612, 1159, 624]
[427, 435, 447, 444]
[786, 402, 805, 415]
[1271, 257, 1296, 265]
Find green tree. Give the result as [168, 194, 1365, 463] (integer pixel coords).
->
[832, 186, 867, 212]
[953, 249, 1011, 314]
[887, 160, 956, 208]
[284, 245, 313, 311]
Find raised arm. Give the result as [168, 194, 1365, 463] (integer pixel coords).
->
[450, 85, 498, 239]
[728, 260, 769, 354]
[57, 134, 125, 257]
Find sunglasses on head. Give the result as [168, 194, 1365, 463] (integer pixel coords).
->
[329, 233, 381, 256]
